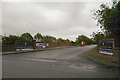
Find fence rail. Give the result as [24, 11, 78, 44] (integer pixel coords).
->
[2, 45, 16, 52]
[2, 42, 77, 52]
[113, 47, 120, 56]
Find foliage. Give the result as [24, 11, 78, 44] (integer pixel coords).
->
[21, 32, 33, 40]
[56, 38, 70, 42]
[2, 35, 20, 45]
[93, 1, 120, 46]
[41, 35, 57, 43]
[2, 32, 72, 45]
[2, 33, 33, 45]
[76, 35, 92, 45]
[34, 33, 43, 42]
[91, 32, 105, 44]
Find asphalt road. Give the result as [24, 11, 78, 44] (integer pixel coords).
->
[2, 45, 119, 78]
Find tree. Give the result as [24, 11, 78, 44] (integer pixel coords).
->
[93, 1, 120, 47]
[34, 33, 43, 42]
[21, 32, 33, 40]
[56, 38, 70, 42]
[2, 35, 20, 45]
[41, 35, 56, 43]
[57, 38, 65, 42]
[65, 39, 70, 42]
[76, 35, 92, 45]
[91, 32, 104, 44]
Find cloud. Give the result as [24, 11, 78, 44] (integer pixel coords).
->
[2, 2, 103, 41]
[0, 2, 2, 35]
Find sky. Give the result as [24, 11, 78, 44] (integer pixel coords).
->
[1, 0, 112, 41]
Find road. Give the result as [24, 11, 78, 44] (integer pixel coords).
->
[2, 45, 119, 78]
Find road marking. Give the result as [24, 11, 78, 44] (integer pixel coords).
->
[25, 58, 58, 62]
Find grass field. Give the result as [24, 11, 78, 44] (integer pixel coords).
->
[87, 47, 120, 67]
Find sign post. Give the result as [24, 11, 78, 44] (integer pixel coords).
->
[99, 38, 114, 55]
[15, 40, 36, 51]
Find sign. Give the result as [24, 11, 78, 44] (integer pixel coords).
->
[36, 42, 46, 48]
[15, 40, 35, 51]
[46, 43, 49, 46]
[99, 39, 114, 55]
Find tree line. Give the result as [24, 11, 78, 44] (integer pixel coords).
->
[2, 32, 101, 45]
[2, 33, 70, 45]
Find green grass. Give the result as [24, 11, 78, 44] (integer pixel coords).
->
[87, 47, 120, 67]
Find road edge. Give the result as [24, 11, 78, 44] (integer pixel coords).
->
[87, 47, 120, 68]
[1, 46, 74, 55]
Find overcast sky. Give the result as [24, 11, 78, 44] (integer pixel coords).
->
[2, 0, 111, 41]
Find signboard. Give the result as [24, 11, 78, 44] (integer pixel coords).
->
[99, 39, 114, 55]
[46, 43, 49, 47]
[15, 40, 35, 51]
[36, 42, 46, 48]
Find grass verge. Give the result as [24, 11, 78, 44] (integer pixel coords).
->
[87, 47, 120, 68]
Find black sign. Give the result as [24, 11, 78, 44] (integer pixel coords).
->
[15, 40, 35, 51]
[99, 39, 114, 55]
